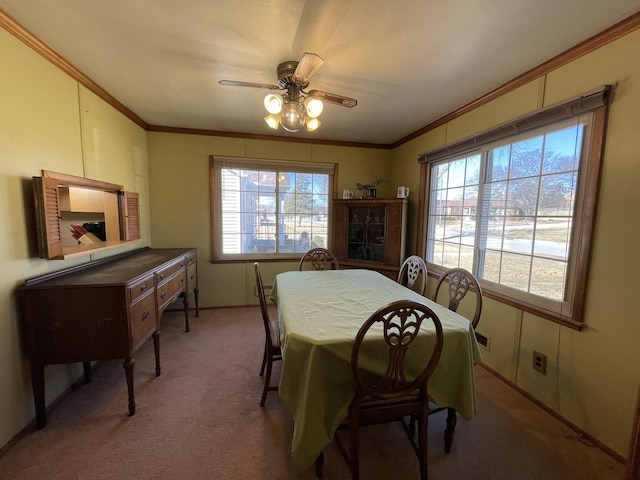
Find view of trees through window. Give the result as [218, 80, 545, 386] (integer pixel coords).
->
[220, 167, 329, 255]
[427, 121, 584, 300]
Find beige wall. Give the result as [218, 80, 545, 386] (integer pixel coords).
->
[0, 28, 149, 448]
[2, 13, 639, 465]
[390, 29, 640, 457]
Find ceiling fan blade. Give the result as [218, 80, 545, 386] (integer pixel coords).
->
[219, 80, 280, 90]
[308, 90, 358, 108]
[293, 52, 324, 84]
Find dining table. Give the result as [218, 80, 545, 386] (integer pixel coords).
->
[270, 268, 482, 472]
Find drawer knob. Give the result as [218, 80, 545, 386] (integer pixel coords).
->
[181, 277, 185, 283]
[142, 311, 149, 321]
[161, 291, 166, 299]
[140, 284, 147, 292]
[160, 274, 164, 279]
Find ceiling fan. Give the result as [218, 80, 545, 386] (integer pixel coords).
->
[219, 52, 358, 132]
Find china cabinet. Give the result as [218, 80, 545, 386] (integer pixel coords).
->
[331, 198, 407, 276]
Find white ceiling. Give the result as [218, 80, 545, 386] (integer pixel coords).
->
[2, 0, 639, 145]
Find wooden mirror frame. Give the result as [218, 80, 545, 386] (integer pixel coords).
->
[33, 170, 140, 259]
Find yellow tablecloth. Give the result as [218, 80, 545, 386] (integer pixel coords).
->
[270, 269, 481, 471]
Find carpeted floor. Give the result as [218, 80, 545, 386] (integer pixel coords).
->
[0, 307, 626, 479]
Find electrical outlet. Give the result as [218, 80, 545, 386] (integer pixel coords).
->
[533, 350, 547, 374]
[475, 331, 491, 351]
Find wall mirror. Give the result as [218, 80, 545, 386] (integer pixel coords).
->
[32, 170, 140, 259]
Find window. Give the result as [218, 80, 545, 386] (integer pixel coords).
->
[419, 87, 610, 328]
[210, 156, 335, 260]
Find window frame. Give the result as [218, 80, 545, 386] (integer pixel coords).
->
[209, 155, 336, 262]
[417, 90, 609, 330]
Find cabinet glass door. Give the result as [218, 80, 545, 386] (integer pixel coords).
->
[347, 205, 386, 263]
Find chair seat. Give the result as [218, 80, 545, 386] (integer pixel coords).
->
[358, 394, 423, 424]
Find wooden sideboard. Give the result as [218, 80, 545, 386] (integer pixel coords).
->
[18, 247, 199, 428]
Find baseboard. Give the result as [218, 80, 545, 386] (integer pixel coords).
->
[479, 363, 626, 465]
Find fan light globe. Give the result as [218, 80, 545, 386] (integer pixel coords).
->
[306, 117, 321, 131]
[264, 114, 280, 130]
[304, 97, 323, 118]
[280, 101, 306, 132]
[264, 94, 283, 114]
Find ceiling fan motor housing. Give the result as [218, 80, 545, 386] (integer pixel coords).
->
[277, 61, 308, 88]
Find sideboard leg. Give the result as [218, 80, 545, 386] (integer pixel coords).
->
[182, 293, 190, 332]
[30, 361, 46, 429]
[153, 330, 161, 376]
[82, 361, 92, 384]
[123, 358, 136, 416]
[194, 286, 200, 317]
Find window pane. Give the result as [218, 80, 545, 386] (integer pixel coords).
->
[499, 252, 531, 291]
[459, 245, 474, 271]
[482, 249, 502, 283]
[442, 241, 461, 269]
[506, 177, 539, 217]
[488, 145, 510, 182]
[430, 239, 444, 265]
[510, 136, 543, 179]
[533, 218, 571, 260]
[538, 172, 576, 215]
[542, 125, 583, 174]
[502, 217, 534, 256]
[530, 258, 566, 299]
[448, 159, 467, 188]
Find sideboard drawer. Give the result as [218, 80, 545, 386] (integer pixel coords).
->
[156, 259, 186, 284]
[128, 274, 155, 303]
[156, 271, 187, 310]
[130, 292, 157, 349]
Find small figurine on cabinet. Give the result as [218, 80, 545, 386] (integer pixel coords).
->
[355, 178, 387, 199]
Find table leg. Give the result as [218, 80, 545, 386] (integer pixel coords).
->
[444, 407, 457, 453]
[82, 361, 92, 384]
[123, 358, 136, 416]
[153, 330, 161, 376]
[30, 361, 46, 429]
[194, 286, 199, 317]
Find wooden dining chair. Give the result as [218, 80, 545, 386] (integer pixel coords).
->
[298, 247, 339, 271]
[424, 267, 483, 453]
[253, 262, 282, 407]
[433, 267, 483, 329]
[327, 300, 443, 480]
[397, 255, 428, 295]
